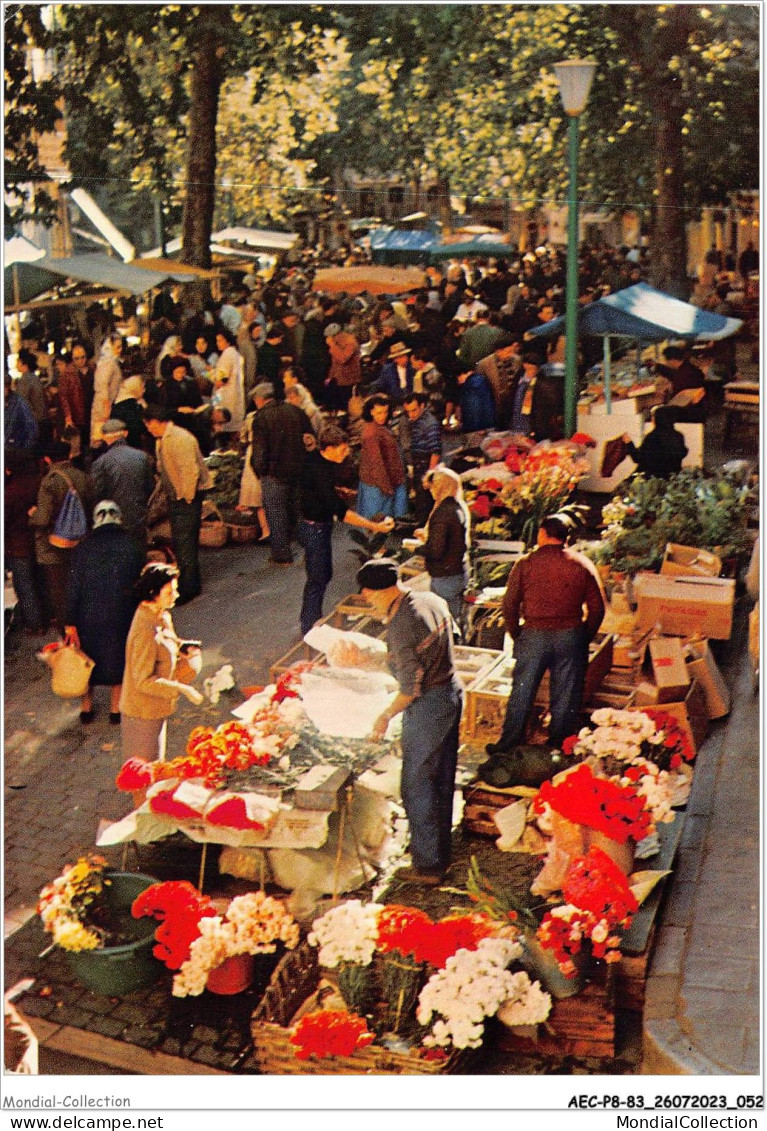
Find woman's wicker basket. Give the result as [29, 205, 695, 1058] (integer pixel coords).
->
[199, 502, 228, 548]
[250, 944, 470, 1075]
[226, 522, 260, 544]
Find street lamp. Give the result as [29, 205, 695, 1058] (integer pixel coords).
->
[553, 59, 596, 436]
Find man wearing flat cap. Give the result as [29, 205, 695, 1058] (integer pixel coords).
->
[357, 558, 463, 885]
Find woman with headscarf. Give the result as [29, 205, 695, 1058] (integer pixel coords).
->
[111, 375, 148, 450]
[416, 466, 471, 624]
[90, 333, 124, 446]
[119, 562, 204, 762]
[212, 328, 245, 433]
[356, 394, 408, 520]
[621, 405, 688, 480]
[64, 500, 145, 724]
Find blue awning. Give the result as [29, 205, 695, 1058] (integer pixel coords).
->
[528, 283, 743, 342]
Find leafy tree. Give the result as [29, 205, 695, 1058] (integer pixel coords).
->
[4, 4, 61, 230]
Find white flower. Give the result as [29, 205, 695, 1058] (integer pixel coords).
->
[307, 900, 381, 968]
[497, 972, 552, 1026]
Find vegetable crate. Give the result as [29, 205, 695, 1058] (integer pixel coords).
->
[250, 945, 471, 1075]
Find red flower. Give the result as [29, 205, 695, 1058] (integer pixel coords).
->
[534, 763, 651, 844]
[132, 881, 217, 969]
[290, 1010, 374, 1060]
[417, 914, 496, 969]
[115, 757, 154, 792]
[482, 478, 504, 492]
[570, 432, 596, 448]
[376, 904, 433, 963]
[562, 848, 638, 923]
[470, 495, 491, 520]
[562, 734, 579, 756]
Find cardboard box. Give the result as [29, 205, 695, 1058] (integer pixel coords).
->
[660, 543, 722, 579]
[634, 574, 735, 640]
[630, 679, 709, 753]
[646, 637, 691, 703]
[684, 639, 731, 719]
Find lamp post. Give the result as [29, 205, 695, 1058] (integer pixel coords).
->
[553, 59, 596, 436]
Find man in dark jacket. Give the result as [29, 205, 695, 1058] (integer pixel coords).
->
[91, 419, 154, 543]
[250, 381, 313, 564]
[485, 515, 605, 758]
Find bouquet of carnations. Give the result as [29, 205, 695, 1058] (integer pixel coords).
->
[132, 882, 299, 996]
[536, 847, 639, 976]
[306, 900, 550, 1052]
[534, 763, 652, 844]
[37, 855, 112, 952]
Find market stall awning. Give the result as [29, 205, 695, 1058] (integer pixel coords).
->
[212, 226, 299, 252]
[427, 236, 515, 261]
[528, 283, 743, 342]
[369, 227, 437, 265]
[14, 253, 216, 298]
[130, 257, 219, 280]
[312, 265, 428, 296]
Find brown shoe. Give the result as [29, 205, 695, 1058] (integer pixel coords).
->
[396, 867, 445, 887]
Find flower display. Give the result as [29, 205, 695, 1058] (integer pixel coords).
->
[132, 881, 217, 969]
[415, 937, 542, 1049]
[536, 848, 638, 975]
[38, 855, 111, 952]
[462, 442, 589, 545]
[307, 900, 381, 968]
[376, 904, 434, 964]
[115, 683, 303, 795]
[133, 883, 298, 995]
[534, 763, 652, 845]
[565, 707, 694, 772]
[290, 1010, 375, 1060]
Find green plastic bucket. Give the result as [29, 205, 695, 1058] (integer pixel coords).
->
[65, 872, 162, 996]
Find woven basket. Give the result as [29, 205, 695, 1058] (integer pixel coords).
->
[227, 522, 259, 544]
[250, 944, 469, 1075]
[199, 503, 228, 548]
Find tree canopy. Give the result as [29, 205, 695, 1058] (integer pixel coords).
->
[5, 3, 758, 285]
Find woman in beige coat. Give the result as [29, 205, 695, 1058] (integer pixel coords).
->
[119, 563, 203, 762]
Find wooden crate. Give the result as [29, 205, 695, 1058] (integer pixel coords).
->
[462, 653, 516, 743]
[496, 976, 616, 1059]
[269, 639, 325, 683]
[453, 645, 503, 690]
[251, 945, 471, 1075]
[333, 593, 376, 617]
[462, 782, 536, 838]
[399, 554, 426, 579]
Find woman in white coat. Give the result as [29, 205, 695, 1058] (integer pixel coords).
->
[212, 328, 245, 434]
[90, 333, 124, 446]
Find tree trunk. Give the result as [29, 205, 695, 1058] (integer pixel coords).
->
[436, 173, 452, 236]
[645, 6, 693, 299]
[648, 91, 689, 298]
[180, 7, 225, 270]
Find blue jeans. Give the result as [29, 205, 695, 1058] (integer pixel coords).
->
[400, 680, 464, 873]
[168, 494, 202, 600]
[430, 574, 465, 628]
[7, 556, 43, 631]
[297, 519, 333, 636]
[496, 625, 589, 750]
[261, 477, 297, 562]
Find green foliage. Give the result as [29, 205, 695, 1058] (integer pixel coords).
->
[4, 5, 60, 229]
[594, 469, 753, 576]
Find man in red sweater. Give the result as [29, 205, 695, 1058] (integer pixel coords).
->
[485, 515, 605, 758]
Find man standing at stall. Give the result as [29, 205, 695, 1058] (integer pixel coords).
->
[484, 515, 605, 760]
[358, 559, 463, 885]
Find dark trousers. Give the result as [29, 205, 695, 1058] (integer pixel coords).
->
[168, 494, 202, 600]
[496, 626, 589, 750]
[297, 519, 334, 636]
[261, 477, 298, 563]
[400, 681, 463, 873]
[8, 556, 43, 631]
[411, 454, 435, 524]
[41, 558, 72, 631]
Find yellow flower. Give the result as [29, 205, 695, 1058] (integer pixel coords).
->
[53, 918, 101, 952]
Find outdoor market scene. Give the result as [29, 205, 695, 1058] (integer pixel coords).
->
[3, 2, 761, 1088]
